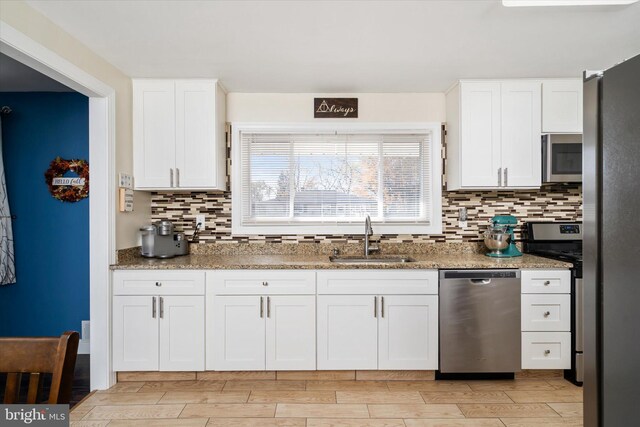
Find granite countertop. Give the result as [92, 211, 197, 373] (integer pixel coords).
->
[112, 252, 572, 270]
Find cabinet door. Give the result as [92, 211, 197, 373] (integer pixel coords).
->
[378, 295, 438, 370]
[159, 296, 205, 371]
[133, 80, 175, 189]
[266, 296, 316, 370]
[112, 296, 159, 371]
[175, 80, 220, 189]
[542, 79, 583, 133]
[501, 81, 542, 188]
[460, 81, 502, 187]
[211, 296, 265, 370]
[317, 295, 378, 370]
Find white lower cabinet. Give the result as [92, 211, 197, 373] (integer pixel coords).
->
[211, 296, 265, 370]
[113, 295, 204, 371]
[159, 296, 206, 371]
[521, 269, 571, 370]
[209, 295, 315, 371]
[113, 296, 159, 371]
[378, 295, 439, 370]
[522, 332, 571, 369]
[266, 296, 316, 371]
[317, 295, 378, 370]
[317, 294, 438, 370]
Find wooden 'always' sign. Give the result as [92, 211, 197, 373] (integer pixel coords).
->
[314, 98, 358, 118]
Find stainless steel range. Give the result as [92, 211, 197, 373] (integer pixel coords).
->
[523, 221, 583, 386]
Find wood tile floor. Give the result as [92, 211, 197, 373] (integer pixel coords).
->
[70, 378, 584, 426]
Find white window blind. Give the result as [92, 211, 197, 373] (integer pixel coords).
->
[238, 130, 433, 227]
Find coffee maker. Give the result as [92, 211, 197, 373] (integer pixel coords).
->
[140, 220, 189, 258]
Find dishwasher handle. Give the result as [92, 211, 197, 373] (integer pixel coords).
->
[470, 279, 492, 285]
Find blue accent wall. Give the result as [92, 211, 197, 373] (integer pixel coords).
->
[0, 92, 89, 337]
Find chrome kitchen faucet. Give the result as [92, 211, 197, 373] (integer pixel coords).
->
[364, 214, 379, 257]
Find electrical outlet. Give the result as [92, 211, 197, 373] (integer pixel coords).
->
[118, 173, 133, 189]
[458, 207, 468, 222]
[195, 214, 206, 230]
[81, 320, 90, 341]
[459, 207, 468, 228]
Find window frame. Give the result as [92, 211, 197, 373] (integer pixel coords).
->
[231, 122, 442, 235]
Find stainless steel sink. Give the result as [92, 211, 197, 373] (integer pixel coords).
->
[329, 255, 415, 264]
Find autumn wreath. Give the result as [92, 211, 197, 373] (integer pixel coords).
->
[44, 157, 90, 203]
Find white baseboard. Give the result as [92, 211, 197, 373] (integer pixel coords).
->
[78, 339, 90, 354]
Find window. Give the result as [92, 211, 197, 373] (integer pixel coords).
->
[232, 123, 442, 235]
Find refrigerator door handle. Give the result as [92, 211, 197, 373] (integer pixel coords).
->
[576, 278, 584, 352]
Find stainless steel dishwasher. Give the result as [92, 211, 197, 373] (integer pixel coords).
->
[439, 270, 521, 373]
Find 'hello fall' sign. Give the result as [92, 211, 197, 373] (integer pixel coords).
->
[314, 98, 358, 118]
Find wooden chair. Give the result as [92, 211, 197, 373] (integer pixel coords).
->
[0, 331, 79, 404]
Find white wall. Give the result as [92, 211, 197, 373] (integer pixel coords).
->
[227, 93, 446, 123]
[0, 1, 151, 250]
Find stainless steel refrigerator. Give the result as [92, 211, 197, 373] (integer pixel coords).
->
[583, 53, 640, 426]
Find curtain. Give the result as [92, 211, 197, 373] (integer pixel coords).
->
[0, 116, 16, 285]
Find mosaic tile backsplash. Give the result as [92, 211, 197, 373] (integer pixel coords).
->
[150, 183, 582, 244]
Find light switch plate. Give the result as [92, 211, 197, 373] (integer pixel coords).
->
[118, 173, 133, 189]
[196, 214, 206, 230]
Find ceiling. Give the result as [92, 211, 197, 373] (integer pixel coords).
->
[0, 53, 73, 92]
[26, 0, 640, 93]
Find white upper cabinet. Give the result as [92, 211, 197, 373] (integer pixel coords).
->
[459, 82, 502, 188]
[446, 80, 542, 190]
[133, 81, 175, 189]
[501, 81, 542, 188]
[542, 79, 583, 133]
[133, 79, 226, 190]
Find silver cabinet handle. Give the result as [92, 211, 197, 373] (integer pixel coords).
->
[260, 296, 264, 318]
[262, 281, 268, 287]
[544, 280, 551, 286]
[381, 296, 385, 318]
[176, 168, 180, 187]
[155, 281, 161, 287]
[170, 168, 174, 187]
[152, 296, 156, 318]
[267, 296, 271, 318]
[374, 296, 377, 318]
[544, 349, 551, 355]
[504, 168, 508, 187]
[498, 168, 502, 187]
[543, 311, 551, 317]
[159, 296, 164, 319]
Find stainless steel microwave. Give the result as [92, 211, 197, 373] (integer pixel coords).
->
[542, 134, 583, 183]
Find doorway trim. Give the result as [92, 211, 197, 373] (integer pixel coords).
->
[1, 21, 116, 389]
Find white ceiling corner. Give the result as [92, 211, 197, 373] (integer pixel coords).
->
[25, 0, 640, 92]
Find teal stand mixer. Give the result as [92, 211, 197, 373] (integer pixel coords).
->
[485, 215, 523, 258]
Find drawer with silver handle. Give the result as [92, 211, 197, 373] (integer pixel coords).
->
[521, 269, 571, 294]
[208, 270, 316, 295]
[521, 294, 571, 332]
[113, 270, 205, 295]
[522, 331, 571, 369]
